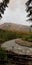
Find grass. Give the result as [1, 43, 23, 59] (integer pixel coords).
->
[0, 29, 32, 44]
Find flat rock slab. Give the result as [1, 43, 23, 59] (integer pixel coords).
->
[1, 39, 32, 55]
[15, 39, 32, 47]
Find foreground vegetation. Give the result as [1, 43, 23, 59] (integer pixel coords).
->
[0, 47, 14, 65]
[0, 29, 32, 44]
[0, 47, 32, 65]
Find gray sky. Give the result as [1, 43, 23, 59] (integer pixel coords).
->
[0, 0, 32, 26]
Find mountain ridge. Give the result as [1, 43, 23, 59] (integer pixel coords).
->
[0, 23, 32, 32]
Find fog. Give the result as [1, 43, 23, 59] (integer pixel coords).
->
[0, 0, 32, 26]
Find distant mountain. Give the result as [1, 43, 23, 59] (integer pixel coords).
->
[0, 23, 32, 32]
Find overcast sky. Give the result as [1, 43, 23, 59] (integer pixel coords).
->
[0, 0, 32, 26]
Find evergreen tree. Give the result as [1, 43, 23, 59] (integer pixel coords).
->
[25, 0, 32, 21]
[0, 0, 9, 19]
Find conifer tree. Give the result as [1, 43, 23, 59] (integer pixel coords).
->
[0, 0, 9, 19]
[25, 0, 32, 22]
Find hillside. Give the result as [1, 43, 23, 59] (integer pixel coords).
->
[0, 23, 32, 44]
[0, 23, 32, 33]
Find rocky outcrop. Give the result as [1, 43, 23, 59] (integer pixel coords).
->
[1, 39, 32, 55]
